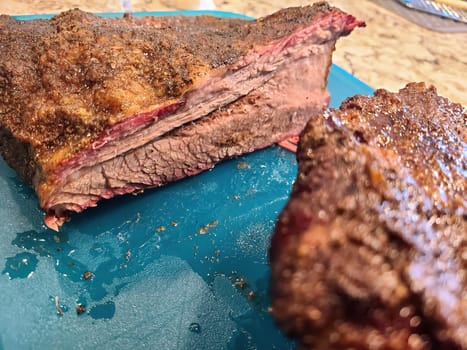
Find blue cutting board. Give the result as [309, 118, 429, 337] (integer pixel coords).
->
[0, 10, 374, 350]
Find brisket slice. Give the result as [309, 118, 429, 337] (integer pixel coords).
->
[0, 3, 363, 230]
[270, 83, 466, 350]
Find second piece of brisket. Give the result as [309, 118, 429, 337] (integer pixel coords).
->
[270, 83, 466, 350]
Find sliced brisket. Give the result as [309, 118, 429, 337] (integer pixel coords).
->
[0, 3, 363, 229]
[270, 83, 466, 349]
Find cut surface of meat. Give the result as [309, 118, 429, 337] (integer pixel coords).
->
[270, 83, 466, 350]
[0, 3, 363, 229]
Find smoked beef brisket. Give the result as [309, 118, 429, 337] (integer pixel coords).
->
[270, 83, 466, 349]
[0, 3, 363, 230]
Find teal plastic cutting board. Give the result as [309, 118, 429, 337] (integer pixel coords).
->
[0, 10, 374, 350]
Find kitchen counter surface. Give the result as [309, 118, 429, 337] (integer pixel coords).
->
[1, 0, 466, 105]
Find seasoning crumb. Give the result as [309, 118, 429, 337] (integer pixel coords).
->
[248, 291, 255, 299]
[76, 304, 86, 315]
[54, 296, 64, 316]
[156, 225, 166, 232]
[170, 221, 179, 227]
[232, 194, 240, 200]
[125, 249, 131, 261]
[83, 271, 93, 280]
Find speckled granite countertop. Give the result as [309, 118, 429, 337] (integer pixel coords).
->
[1, 0, 466, 105]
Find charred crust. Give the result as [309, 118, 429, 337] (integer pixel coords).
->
[0, 126, 40, 186]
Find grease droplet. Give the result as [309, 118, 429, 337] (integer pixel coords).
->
[2, 252, 38, 279]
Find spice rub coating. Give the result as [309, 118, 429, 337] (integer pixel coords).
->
[0, 3, 335, 183]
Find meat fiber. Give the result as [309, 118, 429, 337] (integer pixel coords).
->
[0, 3, 363, 230]
[270, 83, 466, 349]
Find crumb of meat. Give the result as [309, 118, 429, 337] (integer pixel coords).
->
[236, 161, 250, 169]
[198, 220, 218, 234]
[156, 225, 166, 232]
[54, 296, 64, 316]
[233, 277, 247, 289]
[125, 249, 131, 261]
[76, 304, 86, 315]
